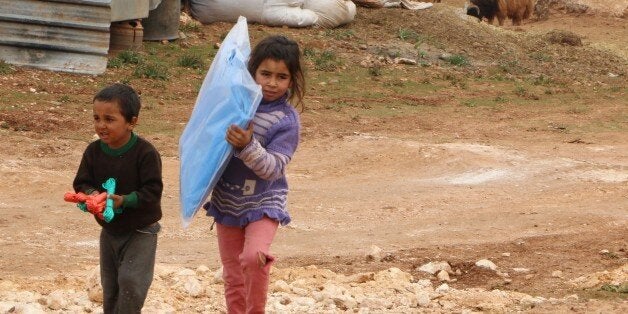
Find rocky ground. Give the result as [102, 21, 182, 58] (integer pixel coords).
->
[0, 0, 626, 313]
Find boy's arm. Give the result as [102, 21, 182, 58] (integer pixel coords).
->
[73, 149, 98, 195]
[121, 148, 163, 209]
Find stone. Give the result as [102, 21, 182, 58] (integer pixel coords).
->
[417, 261, 452, 275]
[475, 259, 498, 271]
[183, 277, 203, 297]
[366, 245, 383, 261]
[437, 270, 450, 282]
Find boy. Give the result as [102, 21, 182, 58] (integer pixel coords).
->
[73, 83, 163, 313]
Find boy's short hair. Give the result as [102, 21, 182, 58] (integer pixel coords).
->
[93, 83, 141, 122]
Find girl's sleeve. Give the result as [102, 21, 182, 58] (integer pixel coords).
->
[236, 112, 300, 181]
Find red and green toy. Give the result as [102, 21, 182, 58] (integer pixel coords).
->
[64, 178, 120, 222]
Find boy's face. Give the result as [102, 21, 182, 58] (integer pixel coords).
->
[93, 100, 137, 149]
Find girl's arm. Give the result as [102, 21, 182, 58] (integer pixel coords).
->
[234, 113, 300, 181]
[236, 137, 291, 181]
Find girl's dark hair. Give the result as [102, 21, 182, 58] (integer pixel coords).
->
[93, 83, 141, 122]
[248, 35, 305, 109]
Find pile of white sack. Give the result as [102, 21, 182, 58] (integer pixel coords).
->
[353, 0, 434, 10]
[190, 0, 357, 28]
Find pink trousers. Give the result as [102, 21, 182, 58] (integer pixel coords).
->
[216, 217, 278, 314]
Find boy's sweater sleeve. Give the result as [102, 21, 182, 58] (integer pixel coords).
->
[127, 148, 163, 209]
[73, 146, 97, 195]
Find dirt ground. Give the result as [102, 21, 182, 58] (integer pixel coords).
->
[0, 0, 626, 311]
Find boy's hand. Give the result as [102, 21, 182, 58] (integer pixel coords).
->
[108, 194, 124, 209]
[226, 123, 253, 150]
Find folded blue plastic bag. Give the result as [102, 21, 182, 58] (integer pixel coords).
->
[179, 16, 262, 228]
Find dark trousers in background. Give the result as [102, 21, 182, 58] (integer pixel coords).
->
[99, 223, 160, 314]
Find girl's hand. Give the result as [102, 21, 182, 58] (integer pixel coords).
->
[226, 123, 254, 150]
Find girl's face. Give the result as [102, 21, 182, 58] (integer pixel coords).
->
[254, 58, 291, 102]
[93, 100, 136, 149]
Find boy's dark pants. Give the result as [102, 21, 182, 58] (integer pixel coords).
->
[99, 224, 159, 314]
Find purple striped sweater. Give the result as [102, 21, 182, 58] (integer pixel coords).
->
[204, 95, 300, 227]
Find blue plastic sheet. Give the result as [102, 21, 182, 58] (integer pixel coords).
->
[179, 17, 262, 228]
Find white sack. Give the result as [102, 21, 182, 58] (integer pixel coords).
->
[261, 0, 318, 27]
[304, 0, 356, 28]
[190, 0, 318, 27]
[352, 0, 387, 7]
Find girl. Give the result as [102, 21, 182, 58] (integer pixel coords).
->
[203, 35, 305, 313]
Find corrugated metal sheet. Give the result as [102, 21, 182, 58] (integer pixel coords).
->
[111, 0, 150, 22]
[0, 0, 112, 75]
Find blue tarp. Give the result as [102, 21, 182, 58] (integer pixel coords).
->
[179, 17, 262, 228]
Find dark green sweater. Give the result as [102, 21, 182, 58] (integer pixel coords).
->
[73, 133, 163, 234]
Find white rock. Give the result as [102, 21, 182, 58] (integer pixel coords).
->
[374, 268, 412, 283]
[395, 57, 417, 65]
[417, 261, 452, 275]
[520, 295, 544, 309]
[475, 259, 498, 271]
[11, 303, 46, 314]
[213, 267, 224, 284]
[86, 267, 103, 303]
[183, 277, 204, 297]
[320, 283, 348, 299]
[436, 270, 450, 282]
[344, 272, 375, 284]
[176, 268, 196, 277]
[416, 291, 430, 307]
[435, 283, 450, 293]
[439, 300, 456, 310]
[290, 286, 309, 296]
[513, 268, 530, 273]
[292, 296, 316, 307]
[366, 245, 382, 261]
[0, 280, 18, 291]
[502, 252, 511, 257]
[196, 265, 210, 274]
[551, 270, 563, 278]
[415, 279, 432, 289]
[143, 300, 176, 314]
[333, 295, 357, 311]
[271, 280, 291, 293]
[47, 290, 67, 310]
[360, 297, 387, 310]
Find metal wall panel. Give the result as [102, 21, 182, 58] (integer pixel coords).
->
[110, 0, 150, 22]
[0, 0, 111, 75]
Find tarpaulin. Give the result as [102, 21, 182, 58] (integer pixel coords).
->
[179, 16, 262, 228]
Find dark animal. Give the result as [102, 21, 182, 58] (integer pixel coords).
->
[466, 4, 482, 21]
[467, 0, 534, 26]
